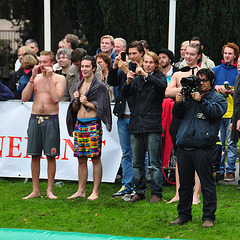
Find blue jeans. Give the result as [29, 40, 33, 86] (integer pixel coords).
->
[130, 133, 163, 197]
[220, 118, 237, 174]
[117, 118, 133, 192]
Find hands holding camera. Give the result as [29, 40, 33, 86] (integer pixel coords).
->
[176, 91, 201, 104]
[113, 52, 129, 74]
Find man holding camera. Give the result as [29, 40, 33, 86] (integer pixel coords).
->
[165, 43, 202, 205]
[122, 51, 167, 202]
[170, 69, 227, 228]
[107, 41, 145, 198]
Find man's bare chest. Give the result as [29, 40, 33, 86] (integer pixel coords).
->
[79, 82, 91, 95]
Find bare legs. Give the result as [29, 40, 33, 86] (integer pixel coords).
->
[167, 162, 180, 203]
[192, 172, 201, 204]
[67, 156, 102, 201]
[168, 162, 201, 204]
[46, 156, 58, 199]
[23, 155, 41, 199]
[88, 156, 102, 200]
[67, 157, 88, 199]
[23, 155, 57, 199]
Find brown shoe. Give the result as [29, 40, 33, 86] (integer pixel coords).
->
[202, 220, 214, 228]
[170, 217, 190, 226]
[150, 195, 162, 203]
[129, 194, 145, 202]
[224, 172, 235, 182]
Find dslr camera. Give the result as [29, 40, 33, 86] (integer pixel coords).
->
[180, 75, 201, 100]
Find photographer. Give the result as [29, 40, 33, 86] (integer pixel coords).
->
[166, 43, 202, 204]
[170, 69, 227, 228]
[122, 51, 167, 202]
[107, 41, 145, 198]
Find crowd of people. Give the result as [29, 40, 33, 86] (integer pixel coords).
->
[1, 33, 240, 228]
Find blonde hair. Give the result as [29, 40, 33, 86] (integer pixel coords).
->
[21, 54, 38, 69]
[40, 51, 55, 62]
[100, 35, 114, 45]
[18, 46, 33, 55]
[144, 51, 162, 72]
[181, 40, 190, 47]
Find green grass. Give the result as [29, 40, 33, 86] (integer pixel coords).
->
[0, 178, 239, 240]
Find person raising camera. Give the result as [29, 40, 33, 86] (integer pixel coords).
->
[165, 43, 203, 205]
[170, 69, 227, 228]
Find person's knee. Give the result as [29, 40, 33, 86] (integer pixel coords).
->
[78, 157, 87, 165]
[91, 156, 101, 165]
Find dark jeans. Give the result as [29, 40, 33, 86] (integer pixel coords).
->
[130, 133, 163, 197]
[177, 148, 216, 222]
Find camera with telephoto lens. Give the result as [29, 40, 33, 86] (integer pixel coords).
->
[180, 75, 201, 100]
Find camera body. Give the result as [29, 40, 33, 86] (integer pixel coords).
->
[180, 75, 201, 99]
[131, 63, 137, 72]
[121, 52, 126, 61]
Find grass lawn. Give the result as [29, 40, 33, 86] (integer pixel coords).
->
[0, 178, 239, 240]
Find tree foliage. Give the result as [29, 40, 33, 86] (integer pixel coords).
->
[62, 0, 240, 63]
[4, 0, 240, 64]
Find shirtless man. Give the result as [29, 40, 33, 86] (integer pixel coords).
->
[66, 55, 112, 200]
[165, 43, 202, 205]
[22, 51, 66, 199]
[165, 43, 201, 98]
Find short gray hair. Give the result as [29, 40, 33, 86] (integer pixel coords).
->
[56, 48, 71, 60]
[24, 39, 38, 48]
[114, 37, 127, 48]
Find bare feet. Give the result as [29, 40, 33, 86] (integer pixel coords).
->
[67, 191, 86, 200]
[192, 197, 200, 205]
[23, 191, 40, 199]
[87, 193, 99, 201]
[47, 191, 58, 199]
[167, 195, 179, 204]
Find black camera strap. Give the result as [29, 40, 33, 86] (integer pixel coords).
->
[191, 67, 197, 75]
[180, 66, 198, 75]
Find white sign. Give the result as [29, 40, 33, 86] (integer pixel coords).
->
[0, 101, 121, 182]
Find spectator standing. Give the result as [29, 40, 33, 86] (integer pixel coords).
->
[108, 41, 145, 198]
[17, 53, 39, 101]
[15, 39, 39, 71]
[179, 36, 215, 69]
[230, 56, 240, 190]
[170, 69, 227, 228]
[122, 51, 167, 202]
[158, 48, 179, 84]
[9, 46, 35, 99]
[114, 37, 127, 56]
[54, 48, 72, 77]
[61, 48, 102, 101]
[66, 56, 112, 200]
[95, 53, 114, 101]
[22, 51, 66, 199]
[165, 43, 203, 204]
[140, 40, 150, 53]
[63, 34, 79, 51]
[213, 42, 239, 181]
[175, 40, 189, 68]
[96, 35, 117, 63]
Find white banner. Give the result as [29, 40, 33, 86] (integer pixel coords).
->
[0, 101, 121, 182]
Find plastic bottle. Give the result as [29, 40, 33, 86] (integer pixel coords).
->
[224, 81, 229, 97]
[55, 181, 64, 187]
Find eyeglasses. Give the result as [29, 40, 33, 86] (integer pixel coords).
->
[200, 78, 209, 82]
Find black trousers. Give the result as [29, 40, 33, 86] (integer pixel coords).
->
[177, 148, 216, 222]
